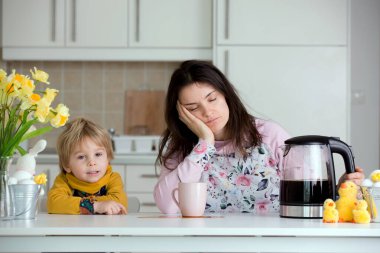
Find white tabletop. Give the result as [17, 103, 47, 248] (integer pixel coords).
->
[1, 213, 380, 252]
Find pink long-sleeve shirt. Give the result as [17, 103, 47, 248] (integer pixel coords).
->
[154, 119, 290, 214]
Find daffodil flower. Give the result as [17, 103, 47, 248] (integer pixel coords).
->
[30, 67, 50, 84]
[34, 173, 47, 185]
[51, 104, 70, 128]
[0, 68, 69, 157]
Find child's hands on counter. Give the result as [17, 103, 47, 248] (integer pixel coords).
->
[94, 200, 127, 215]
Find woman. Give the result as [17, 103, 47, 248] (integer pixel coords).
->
[154, 60, 364, 214]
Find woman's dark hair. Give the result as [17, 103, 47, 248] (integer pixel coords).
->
[157, 60, 262, 169]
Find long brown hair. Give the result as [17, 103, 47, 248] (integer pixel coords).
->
[157, 60, 262, 169]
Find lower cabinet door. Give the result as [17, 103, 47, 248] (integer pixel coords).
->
[128, 193, 159, 213]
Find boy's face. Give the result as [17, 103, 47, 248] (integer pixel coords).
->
[64, 137, 109, 183]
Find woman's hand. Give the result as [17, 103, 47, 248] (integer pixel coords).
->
[337, 166, 365, 187]
[177, 101, 215, 145]
[94, 200, 127, 215]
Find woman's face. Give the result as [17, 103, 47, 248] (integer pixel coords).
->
[178, 82, 230, 140]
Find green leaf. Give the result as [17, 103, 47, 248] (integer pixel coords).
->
[2, 118, 37, 156]
[21, 125, 53, 142]
[16, 145, 27, 156]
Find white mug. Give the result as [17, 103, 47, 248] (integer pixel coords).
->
[172, 182, 207, 217]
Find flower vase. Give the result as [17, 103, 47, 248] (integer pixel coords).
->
[0, 156, 15, 220]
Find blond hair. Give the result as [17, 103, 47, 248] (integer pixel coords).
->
[56, 118, 114, 172]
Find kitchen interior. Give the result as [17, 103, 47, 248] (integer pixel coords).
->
[0, 0, 379, 214]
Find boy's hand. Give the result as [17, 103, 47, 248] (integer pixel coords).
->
[94, 200, 127, 215]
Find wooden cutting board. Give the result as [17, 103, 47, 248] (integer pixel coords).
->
[124, 90, 166, 135]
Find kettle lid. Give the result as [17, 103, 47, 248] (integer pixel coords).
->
[285, 135, 340, 145]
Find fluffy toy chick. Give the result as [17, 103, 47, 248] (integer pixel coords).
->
[336, 181, 358, 222]
[353, 200, 371, 224]
[370, 170, 380, 183]
[323, 198, 339, 223]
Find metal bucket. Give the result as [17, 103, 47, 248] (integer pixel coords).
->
[362, 186, 380, 223]
[9, 184, 41, 220]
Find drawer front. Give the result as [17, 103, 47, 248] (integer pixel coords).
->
[125, 165, 158, 192]
[128, 193, 159, 213]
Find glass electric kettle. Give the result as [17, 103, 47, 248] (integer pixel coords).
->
[280, 135, 356, 218]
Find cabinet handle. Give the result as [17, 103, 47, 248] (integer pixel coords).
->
[225, 0, 230, 40]
[140, 174, 157, 179]
[136, 0, 140, 42]
[224, 50, 229, 77]
[141, 202, 156, 207]
[51, 0, 56, 41]
[72, 0, 77, 42]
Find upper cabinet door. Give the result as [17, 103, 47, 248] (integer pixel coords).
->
[129, 0, 212, 48]
[216, 46, 348, 140]
[217, 0, 347, 45]
[66, 0, 128, 47]
[3, 0, 65, 47]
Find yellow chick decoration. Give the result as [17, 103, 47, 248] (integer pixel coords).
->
[336, 181, 358, 222]
[323, 198, 339, 223]
[353, 200, 371, 224]
[34, 173, 47, 185]
[370, 170, 380, 183]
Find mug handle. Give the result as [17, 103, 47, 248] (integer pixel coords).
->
[172, 188, 180, 208]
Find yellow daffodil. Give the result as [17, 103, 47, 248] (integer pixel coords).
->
[0, 68, 69, 157]
[35, 98, 50, 122]
[51, 104, 70, 128]
[21, 93, 42, 110]
[0, 69, 6, 79]
[20, 78, 35, 97]
[43, 88, 58, 104]
[34, 173, 47, 185]
[30, 67, 50, 84]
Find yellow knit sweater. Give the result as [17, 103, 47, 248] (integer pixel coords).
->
[47, 166, 128, 214]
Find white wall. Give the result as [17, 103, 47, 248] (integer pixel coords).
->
[351, 0, 380, 174]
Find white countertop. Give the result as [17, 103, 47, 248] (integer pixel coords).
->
[37, 153, 157, 165]
[1, 213, 380, 252]
[1, 213, 380, 237]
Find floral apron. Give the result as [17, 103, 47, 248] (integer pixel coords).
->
[201, 144, 280, 214]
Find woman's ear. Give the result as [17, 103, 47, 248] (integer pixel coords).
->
[63, 167, 71, 173]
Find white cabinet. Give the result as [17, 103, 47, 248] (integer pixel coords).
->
[217, 0, 347, 45]
[125, 165, 158, 212]
[65, 0, 128, 47]
[3, 0, 65, 47]
[2, 0, 212, 60]
[129, 0, 212, 48]
[3, 0, 127, 48]
[213, 0, 349, 141]
[216, 46, 348, 138]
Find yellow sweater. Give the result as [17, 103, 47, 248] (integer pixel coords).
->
[47, 168, 128, 214]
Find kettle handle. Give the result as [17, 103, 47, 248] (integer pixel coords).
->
[329, 138, 356, 174]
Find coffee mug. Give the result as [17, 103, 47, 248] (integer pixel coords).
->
[172, 182, 207, 217]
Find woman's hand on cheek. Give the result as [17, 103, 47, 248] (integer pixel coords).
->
[177, 101, 215, 145]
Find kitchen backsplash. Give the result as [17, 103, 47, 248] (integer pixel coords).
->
[3, 60, 179, 150]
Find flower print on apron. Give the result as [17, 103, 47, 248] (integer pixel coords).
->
[202, 144, 280, 214]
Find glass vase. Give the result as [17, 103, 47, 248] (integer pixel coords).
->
[0, 156, 15, 220]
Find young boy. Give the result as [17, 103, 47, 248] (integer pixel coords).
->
[47, 118, 127, 215]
